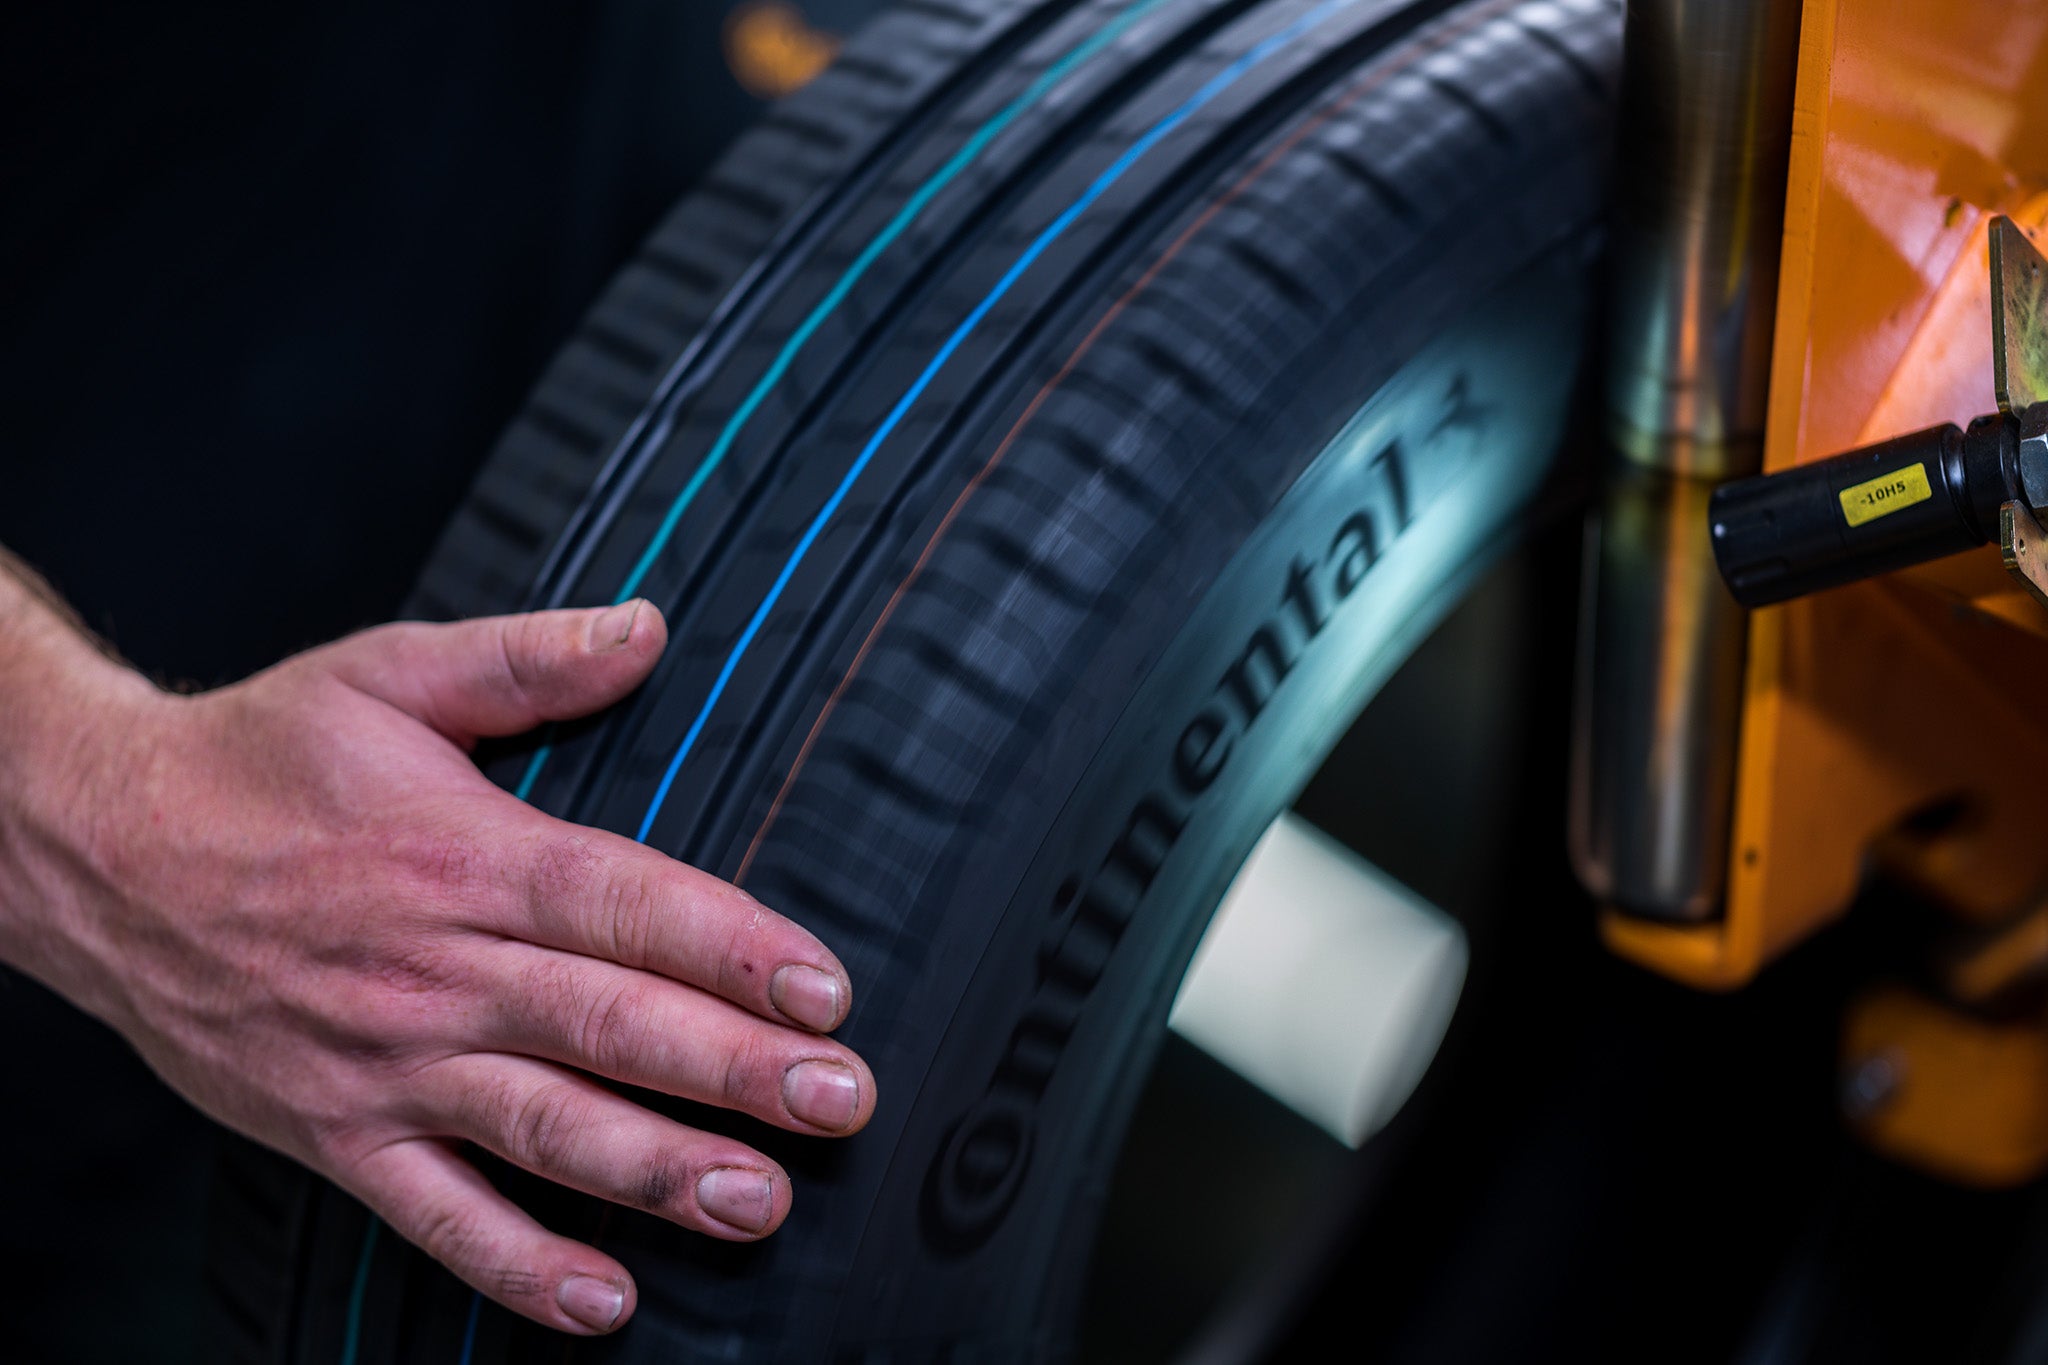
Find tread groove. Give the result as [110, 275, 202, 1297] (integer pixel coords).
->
[521, 402, 607, 456]
[832, 52, 918, 90]
[581, 320, 663, 374]
[466, 494, 548, 555]
[1511, 12, 1612, 103]
[638, 240, 723, 295]
[1124, 332, 1229, 413]
[1222, 235, 1321, 315]
[952, 523, 1105, 610]
[888, 0, 983, 29]
[900, 627, 1050, 721]
[701, 175, 788, 225]
[1423, 70, 1516, 146]
[1034, 418, 1173, 514]
[766, 110, 855, 154]
[1313, 142, 1422, 222]
[822, 739, 980, 819]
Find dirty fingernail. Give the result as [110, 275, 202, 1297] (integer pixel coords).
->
[557, 1275, 625, 1333]
[589, 599, 643, 651]
[697, 1166, 775, 1233]
[783, 1059, 862, 1131]
[771, 964, 843, 1031]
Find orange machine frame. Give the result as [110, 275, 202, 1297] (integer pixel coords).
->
[1603, 0, 2048, 991]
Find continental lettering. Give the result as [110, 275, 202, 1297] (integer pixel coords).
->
[923, 438, 1413, 1253]
[1172, 709, 1232, 793]
[1217, 623, 1294, 725]
[1329, 510, 1376, 596]
[1098, 794, 1185, 898]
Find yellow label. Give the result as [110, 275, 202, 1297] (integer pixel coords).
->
[1839, 463, 1933, 528]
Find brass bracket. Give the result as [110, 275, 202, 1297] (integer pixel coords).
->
[1991, 218, 2048, 609]
[1992, 215, 2048, 414]
[1999, 500, 2048, 611]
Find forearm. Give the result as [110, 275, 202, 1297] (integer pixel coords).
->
[0, 548, 162, 1001]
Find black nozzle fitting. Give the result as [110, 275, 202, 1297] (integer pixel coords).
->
[1709, 412, 2021, 607]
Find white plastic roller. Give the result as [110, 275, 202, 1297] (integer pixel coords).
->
[1168, 812, 1467, 1149]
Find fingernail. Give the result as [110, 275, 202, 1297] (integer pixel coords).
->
[770, 964, 843, 1031]
[783, 1059, 861, 1131]
[589, 599, 643, 651]
[697, 1166, 775, 1233]
[556, 1275, 625, 1333]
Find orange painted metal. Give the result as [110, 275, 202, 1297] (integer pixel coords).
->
[1602, 0, 2048, 989]
[1844, 987, 2048, 1187]
[723, 1, 841, 99]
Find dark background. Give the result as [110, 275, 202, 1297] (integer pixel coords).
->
[0, 0, 892, 684]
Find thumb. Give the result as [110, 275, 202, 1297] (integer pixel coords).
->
[319, 600, 665, 745]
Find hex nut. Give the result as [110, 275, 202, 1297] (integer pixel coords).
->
[2021, 403, 2048, 513]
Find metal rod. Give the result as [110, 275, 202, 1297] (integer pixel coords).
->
[1570, 0, 1802, 922]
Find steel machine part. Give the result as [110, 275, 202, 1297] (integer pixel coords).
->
[1601, 0, 2048, 992]
[1842, 985, 2048, 1188]
[1708, 214, 2048, 1188]
[1571, 0, 1803, 922]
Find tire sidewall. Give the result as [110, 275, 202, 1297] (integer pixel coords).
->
[819, 250, 1589, 1352]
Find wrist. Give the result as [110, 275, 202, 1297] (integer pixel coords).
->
[0, 560, 169, 1004]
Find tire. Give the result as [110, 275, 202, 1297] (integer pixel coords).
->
[236, 0, 1622, 1359]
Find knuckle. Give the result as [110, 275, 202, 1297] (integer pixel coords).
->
[499, 613, 556, 693]
[596, 863, 663, 967]
[415, 1198, 488, 1271]
[491, 1267, 552, 1304]
[529, 834, 606, 926]
[716, 900, 781, 999]
[392, 821, 494, 901]
[576, 979, 651, 1077]
[413, 1206, 548, 1305]
[510, 1083, 582, 1170]
[524, 834, 610, 941]
[720, 1030, 775, 1111]
[634, 1150, 695, 1213]
[382, 937, 464, 998]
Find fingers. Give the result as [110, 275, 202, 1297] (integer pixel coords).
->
[356, 1136, 639, 1335]
[509, 820, 854, 1034]
[320, 602, 666, 745]
[486, 944, 875, 1136]
[414, 1054, 795, 1240]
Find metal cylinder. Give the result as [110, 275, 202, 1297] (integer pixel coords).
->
[1571, 0, 1802, 922]
[1572, 470, 1750, 920]
[1605, 0, 1803, 480]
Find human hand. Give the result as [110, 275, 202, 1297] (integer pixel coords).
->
[0, 591, 874, 1336]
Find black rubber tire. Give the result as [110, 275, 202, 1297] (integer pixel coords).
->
[244, 0, 1622, 1359]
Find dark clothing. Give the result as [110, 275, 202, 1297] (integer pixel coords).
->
[0, 4, 862, 1358]
[1, 2, 789, 684]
